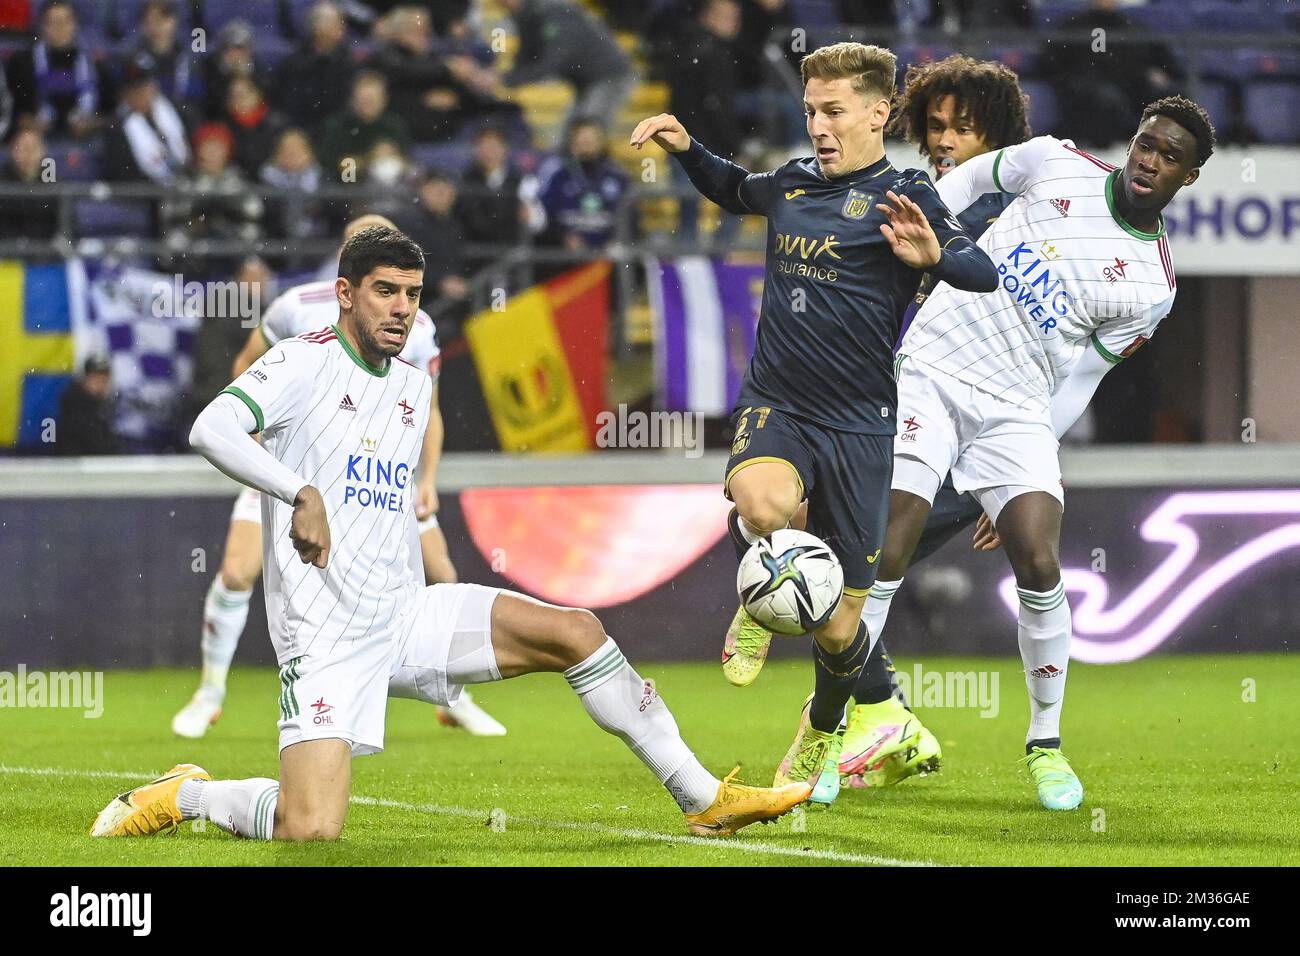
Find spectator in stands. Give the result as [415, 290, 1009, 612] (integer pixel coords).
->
[260, 127, 326, 241]
[316, 69, 411, 180]
[181, 121, 263, 246]
[401, 168, 470, 303]
[6, 0, 109, 140]
[456, 124, 541, 272]
[189, 257, 275, 420]
[372, 5, 513, 144]
[125, 0, 202, 124]
[0, 126, 59, 240]
[223, 76, 289, 178]
[353, 138, 419, 220]
[275, 0, 356, 135]
[200, 18, 263, 123]
[668, 0, 744, 244]
[535, 118, 628, 251]
[1052, 0, 1183, 145]
[104, 59, 189, 183]
[500, 0, 636, 135]
[56, 355, 124, 456]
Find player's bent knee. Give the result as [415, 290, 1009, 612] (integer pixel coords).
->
[558, 607, 607, 661]
[1014, 552, 1062, 593]
[735, 492, 799, 535]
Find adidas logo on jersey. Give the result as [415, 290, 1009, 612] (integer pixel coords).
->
[1049, 198, 1071, 217]
[339, 394, 357, 412]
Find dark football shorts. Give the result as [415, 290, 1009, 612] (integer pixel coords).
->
[911, 474, 984, 564]
[724, 404, 892, 594]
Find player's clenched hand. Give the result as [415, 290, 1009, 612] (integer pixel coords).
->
[290, 486, 331, 568]
[414, 479, 439, 520]
[972, 512, 1002, 551]
[629, 113, 690, 153]
[877, 191, 942, 269]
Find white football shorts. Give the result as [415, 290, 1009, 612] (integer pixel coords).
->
[229, 486, 262, 525]
[276, 583, 501, 756]
[893, 356, 1064, 520]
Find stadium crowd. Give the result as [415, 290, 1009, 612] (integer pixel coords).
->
[1, 0, 1295, 258]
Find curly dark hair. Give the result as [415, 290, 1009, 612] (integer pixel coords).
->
[889, 55, 1032, 158]
[1139, 95, 1216, 167]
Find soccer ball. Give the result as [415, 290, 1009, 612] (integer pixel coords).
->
[736, 529, 844, 635]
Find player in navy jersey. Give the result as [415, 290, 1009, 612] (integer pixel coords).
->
[631, 42, 998, 805]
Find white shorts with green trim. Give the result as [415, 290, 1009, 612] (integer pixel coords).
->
[893, 357, 1064, 513]
[230, 487, 262, 525]
[276, 583, 502, 756]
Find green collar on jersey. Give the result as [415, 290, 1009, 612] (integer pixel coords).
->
[331, 324, 390, 377]
[1105, 169, 1166, 241]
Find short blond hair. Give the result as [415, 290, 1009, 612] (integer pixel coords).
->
[800, 42, 897, 103]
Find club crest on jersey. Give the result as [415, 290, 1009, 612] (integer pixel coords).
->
[1039, 240, 1062, 261]
[842, 189, 874, 220]
[899, 415, 921, 442]
[339, 394, 356, 412]
[1050, 198, 1071, 217]
[398, 398, 415, 427]
[361, 437, 377, 453]
[1103, 257, 1129, 283]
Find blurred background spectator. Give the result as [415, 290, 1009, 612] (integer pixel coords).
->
[399, 168, 471, 330]
[275, 0, 356, 136]
[123, 0, 203, 126]
[536, 117, 627, 252]
[6, 0, 108, 140]
[316, 69, 410, 178]
[1052, 0, 1184, 147]
[200, 18, 264, 123]
[0, 125, 58, 240]
[501, 0, 636, 135]
[55, 355, 124, 456]
[104, 59, 188, 183]
[457, 123, 541, 274]
[179, 120, 263, 248]
[223, 76, 288, 178]
[259, 127, 326, 242]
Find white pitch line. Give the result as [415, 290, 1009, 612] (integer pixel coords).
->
[1, 765, 935, 867]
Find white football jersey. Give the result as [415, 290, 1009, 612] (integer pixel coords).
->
[221, 328, 433, 662]
[260, 279, 441, 381]
[902, 136, 1176, 412]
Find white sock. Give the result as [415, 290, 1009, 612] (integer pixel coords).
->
[178, 777, 278, 840]
[861, 578, 902, 656]
[1017, 583, 1071, 745]
[200, 578, 252, 696]
[565, 637, 720, 814]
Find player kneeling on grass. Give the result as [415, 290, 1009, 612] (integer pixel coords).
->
[91, 227, 809, 841]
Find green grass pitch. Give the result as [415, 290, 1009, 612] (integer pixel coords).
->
[2, 654, 1297, 866]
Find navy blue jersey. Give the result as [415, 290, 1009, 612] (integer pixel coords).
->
[675, 144, 996, 435]
[897, 189, 1015, 346]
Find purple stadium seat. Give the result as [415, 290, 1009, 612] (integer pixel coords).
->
[203, 0, 281, 35]
[1020, 79, 1061, 138]
[988, 45, 1042, 79]
[74, 201, 154, 238]
[1192, 2, 1286, 34]
[1243, 80, 1300, 143]
[1236, 47, 1300, 79]
[46, 142, 104, 181]
[1193, 81, 1232, 136]
[787, 0, 840, 30]
[1032, 1, 1088, 28]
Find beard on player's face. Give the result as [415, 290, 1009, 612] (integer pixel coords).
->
[345, 269, 422, 361]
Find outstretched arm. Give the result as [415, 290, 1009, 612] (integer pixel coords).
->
[936, 135, 1064, 214]
[887, 182, 999, 293]
[631, 113, 776, 216]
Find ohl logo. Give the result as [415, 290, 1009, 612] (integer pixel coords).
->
[310, 697, 334, 725]
[899, 415, 921, 442]
[398, 397, 415, 427]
